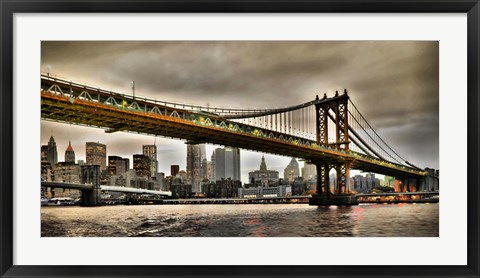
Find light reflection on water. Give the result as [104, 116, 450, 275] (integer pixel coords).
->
[41, 203, 439, 237]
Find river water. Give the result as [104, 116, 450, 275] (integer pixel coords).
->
[41, 203, 439, 237]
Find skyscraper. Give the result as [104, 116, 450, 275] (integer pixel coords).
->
[301, 163, 316, 181]
[108, 155, 129, 176]
[133, 154, 151, 178]
[284, 158, 300, 182]
[186, 144, 206, 192]
[47, 136, 58, 167]
[64, 141, 75, 164]
[118, 158, 130, 175]
[86, 142, 107, 171]
[201, 159, 214, 182]
[211, 152, 216, 182]
[213, 147, 241, 181]
[171, 165, 180, 177]
[41, 145, 48, 162]
[142, 145, 158, 178]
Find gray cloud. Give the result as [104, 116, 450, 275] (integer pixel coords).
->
[41, 41, 439, 175]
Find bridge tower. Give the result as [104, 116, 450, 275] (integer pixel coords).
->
[310, 90, 358, 206]
[80, 165, 101, 206]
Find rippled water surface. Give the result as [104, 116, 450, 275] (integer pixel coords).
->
[41, 203, 438, 237]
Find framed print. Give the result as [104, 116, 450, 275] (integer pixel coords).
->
[1, 1, 479, 278]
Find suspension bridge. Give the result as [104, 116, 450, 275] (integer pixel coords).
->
[40, 74, 434, 206]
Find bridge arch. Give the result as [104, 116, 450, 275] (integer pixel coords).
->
[80, 165, 100, 188]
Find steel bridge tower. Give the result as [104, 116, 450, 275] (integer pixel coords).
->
[310, 90, 358, 205]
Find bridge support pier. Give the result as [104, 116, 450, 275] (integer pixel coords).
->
[335, 161, 352, 194]
[80, 165, 101, 206]
[309, 160, 357, 206]
[396, 177, 427, 193]
[395, 178, 419, 193]
[315, 163, 330, 195]
[81, 188, 101, 207]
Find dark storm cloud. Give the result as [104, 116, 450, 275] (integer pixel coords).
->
[41, 41, 439, 169]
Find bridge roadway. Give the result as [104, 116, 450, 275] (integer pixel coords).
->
[40, 75, 425, 179]
[41, 182, 172, 196]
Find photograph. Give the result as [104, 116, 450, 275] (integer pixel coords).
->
[39, 41, 440, 237]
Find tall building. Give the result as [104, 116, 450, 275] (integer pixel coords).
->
[351, 173, 380, 192]
[205, 160, 214, 181]
[213, 147, 241, 181]
[283, 158, 300, 183]
[64, 141, 75, 164]
[248, 155, 279, 187]
[155, 172, 165, 190]
[86, 142, 107, 171]
[201, 159, 209, 180]
[177, 170, 187, 182]
[171, 165, 180, 177]
[118, 158, 130, 174]
[41, 145, 48, 162]
[108, 155, 121, 176]
[186, 144, 206, 192]
[210, 152, 216, 182]
[41, 161, 52, 182]
[47, 136, 58, 167]
[143, 145, 158, 178]
[302, 163, 316, 181]
[108, 156, 129, 176]
[133, 154, 151, 178]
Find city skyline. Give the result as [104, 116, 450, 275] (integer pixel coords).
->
[40, 136, 326, 183]
[41, 41, 439, 182]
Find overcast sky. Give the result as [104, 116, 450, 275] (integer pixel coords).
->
[41, 41, 439, 182]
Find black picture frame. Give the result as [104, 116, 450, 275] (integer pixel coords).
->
[1, 1, 479, 277]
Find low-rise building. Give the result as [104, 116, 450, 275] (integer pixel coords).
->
[53, 162, 81, 183]
[248, 155, 279, 187]
[238, 185, 287, 198]
[201, 179, 242, 198]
